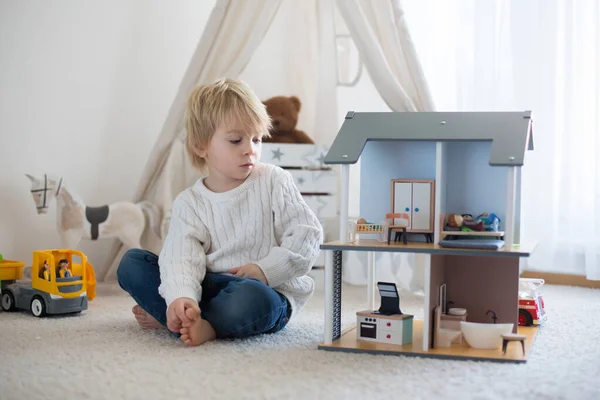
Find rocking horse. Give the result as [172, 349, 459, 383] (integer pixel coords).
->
[26, 174, 162, 251]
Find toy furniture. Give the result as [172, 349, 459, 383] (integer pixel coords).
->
[318, 111, 537, 363]
[356, 282, 413, 346]
[349, 220, 387, 242]
[433, 306, 461, 348]
[391, 179, 435, 242]
[262, 143, 338, 266]
[501, 333, 527, 355]
[385, 213, 409, 244]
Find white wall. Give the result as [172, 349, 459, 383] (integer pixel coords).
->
[0, 1, 215, 269]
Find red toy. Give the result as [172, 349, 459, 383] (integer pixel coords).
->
[518, 278, 547, 326]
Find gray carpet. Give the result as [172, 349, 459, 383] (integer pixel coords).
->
[1, 279, 599, 400]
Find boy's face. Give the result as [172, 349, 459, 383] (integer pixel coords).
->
[198, 117, 263, 191]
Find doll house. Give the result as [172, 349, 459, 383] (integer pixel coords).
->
[318, 110, 537, 363]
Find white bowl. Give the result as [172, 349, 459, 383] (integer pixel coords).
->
[448, 308, 467, 316]
[460, 321, 514, 349]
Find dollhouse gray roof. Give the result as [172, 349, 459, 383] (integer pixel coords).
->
[324, 111, 534, 166]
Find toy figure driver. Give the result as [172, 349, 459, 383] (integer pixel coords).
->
[39, 260, 51, 281]
[57, 259, 72, 278]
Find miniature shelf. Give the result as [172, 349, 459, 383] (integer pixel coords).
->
[441, 230, 504, 237]
[320, 239, 533, 257]
[318, 321, 539, 363]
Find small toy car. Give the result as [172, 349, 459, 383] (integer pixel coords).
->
[518, 278, 547, 326]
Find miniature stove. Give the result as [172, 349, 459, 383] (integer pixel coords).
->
[356, 282, 413, 346]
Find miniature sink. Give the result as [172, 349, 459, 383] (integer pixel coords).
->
[460, 321, 514, 349]
[448, 308, 467, 316]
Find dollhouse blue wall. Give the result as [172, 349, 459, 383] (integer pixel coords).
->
[358, 140, 511, 231]
[359, 140, 436, 223]
[443, 141, 508, 223]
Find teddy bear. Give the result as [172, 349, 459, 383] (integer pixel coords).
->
[262, 95, 314, 144]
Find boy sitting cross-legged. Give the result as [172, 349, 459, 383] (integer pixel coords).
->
[117, 77, 323, 346]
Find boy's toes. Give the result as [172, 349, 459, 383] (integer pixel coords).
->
[180, 328, 190, 344]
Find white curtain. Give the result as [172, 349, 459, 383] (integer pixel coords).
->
[102, 0, 283, 281]
[517, 0, 600, 280]
[336, 0, 435, 293]
[402, 0, 600, 280]
[337, 0, 435, 112]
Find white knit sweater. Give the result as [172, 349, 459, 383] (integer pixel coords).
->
[157, 162, 323, 318]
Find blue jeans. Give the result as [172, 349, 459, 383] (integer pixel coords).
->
[117, 249, 291, 339]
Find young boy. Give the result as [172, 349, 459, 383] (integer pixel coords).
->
[117, 78, 323, 346]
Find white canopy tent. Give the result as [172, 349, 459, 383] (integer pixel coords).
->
[101, 0, 434, 282]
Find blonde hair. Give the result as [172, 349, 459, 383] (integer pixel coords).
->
[185, 77, 272, 172]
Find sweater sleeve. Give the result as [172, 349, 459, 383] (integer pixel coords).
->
[158, 192, 210, 308]
[256, 168, 323, 287]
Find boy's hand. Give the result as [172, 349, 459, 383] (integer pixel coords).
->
[228, 264, 268, 285]
[166, 297, 200, 333]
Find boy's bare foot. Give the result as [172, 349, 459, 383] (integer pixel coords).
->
[132, 305, 162, 329]
[179, 308, 216, 346]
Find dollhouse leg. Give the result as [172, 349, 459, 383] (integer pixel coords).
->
[324, 249, 333, 344]
[367, 251, 375, 310]
[333, 250, 343, 340]
[324, 249, 343, 345]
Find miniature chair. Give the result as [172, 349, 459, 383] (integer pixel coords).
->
[385, 213, 410, 245]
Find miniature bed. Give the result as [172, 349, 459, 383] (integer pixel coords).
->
[318, 110, 538, 363]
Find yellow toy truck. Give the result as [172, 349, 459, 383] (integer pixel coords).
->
[0, 249, 96, 317]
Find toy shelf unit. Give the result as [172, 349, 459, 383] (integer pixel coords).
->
[262, 143, 338, 267]
[319, 110, 538, 363]
[440, 213, 505, 240]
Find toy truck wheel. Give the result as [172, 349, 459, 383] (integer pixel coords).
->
[30, 296, 47, 317]
[519, 309, 533, 326]
[1, 291, 16, 311]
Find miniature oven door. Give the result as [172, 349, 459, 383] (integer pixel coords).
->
[359, 321, 377, 339]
